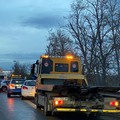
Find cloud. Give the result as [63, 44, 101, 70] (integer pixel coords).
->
[0, 26, 48, 54]
[0, 0, 74, 70]
[0, 0, 73, 54]
[22, 14, 64, 29]
[0, 53, 41, 70]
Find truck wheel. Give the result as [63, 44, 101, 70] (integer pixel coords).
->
[44, 96, 51, 116]
[35, 94, 42, 109]
[51, 111, 56, 116]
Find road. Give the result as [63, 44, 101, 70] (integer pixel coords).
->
[0, 92, 120, 120]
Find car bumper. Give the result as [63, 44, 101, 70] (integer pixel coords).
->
[22, 92, 35, 97]
[8, 89, 21, 95]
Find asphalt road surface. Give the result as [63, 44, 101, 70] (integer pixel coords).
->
[0, 92, 120, 120]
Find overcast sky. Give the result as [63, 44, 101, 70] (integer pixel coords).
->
[0, 0, 73, 54]
[0, 0, 74, 70]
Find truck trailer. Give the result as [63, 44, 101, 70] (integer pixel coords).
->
[31, 54, 120, 116]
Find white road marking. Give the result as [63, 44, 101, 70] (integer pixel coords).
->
[24, 100, 36, 109]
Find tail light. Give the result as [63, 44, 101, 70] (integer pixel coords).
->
[22, 86, 28, 90]
[54, 100, 64, 106]
[9, 84, 15, 89]
[110, 101, 119, 107]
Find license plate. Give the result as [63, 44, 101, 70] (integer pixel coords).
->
[30, 92, 34, 95]
[17, 86, 21, 88]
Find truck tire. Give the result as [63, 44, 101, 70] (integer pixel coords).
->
[44, 96, 51, 116]
[35, 94, 42, 109]
[51, 110, 56, 116]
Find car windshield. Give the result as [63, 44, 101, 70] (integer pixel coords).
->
[11, 79, 25, 84]
[25, 81, 36, 86]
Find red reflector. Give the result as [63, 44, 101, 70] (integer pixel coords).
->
[110, 101, 119, 107]
[22, 86, 28, 90]
[54, 100, 64, 106]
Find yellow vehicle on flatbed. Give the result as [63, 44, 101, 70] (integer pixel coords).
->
[31, 54, 120, 116]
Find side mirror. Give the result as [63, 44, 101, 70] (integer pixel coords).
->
[31, 64, 35, 74]
[36, 60, 39, 65]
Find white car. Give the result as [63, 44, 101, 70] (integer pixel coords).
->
[21, 80, 36, 100]
[0, 80, 10, 92]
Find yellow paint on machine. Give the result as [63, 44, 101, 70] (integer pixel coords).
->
[80, 109, 87, 112]
[91, 109, 98, 112]
[56, 108, 76, 112]
[102, 110, 120, 113]
[56, 108, 120, 113]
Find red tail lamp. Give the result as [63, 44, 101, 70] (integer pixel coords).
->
[9, 84, 15, 89]
[22, 86, 28, 90]
[110, 101, 119, 107]
[54, 100, 64, 106]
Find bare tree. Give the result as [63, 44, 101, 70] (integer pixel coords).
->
[46, 29, 74, 56]
[44, 0, 120, 86]
[66, 1, 91, 72]
[106, 0, 120, 81]
[12, 62, 21, 75]
[66, 0, 117, 85]
[87, 0, 115, 85]
[12, 61, 30, 79]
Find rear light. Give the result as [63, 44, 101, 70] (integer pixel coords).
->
[54, 100, 64, 106]
[66, 55, 73, 59]
[9, 84, 15, 89]
[22, 86, 28, 90]
[110, 101, 119, 107]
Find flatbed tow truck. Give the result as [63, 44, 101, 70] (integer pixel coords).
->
[31, 54, 120, 116]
